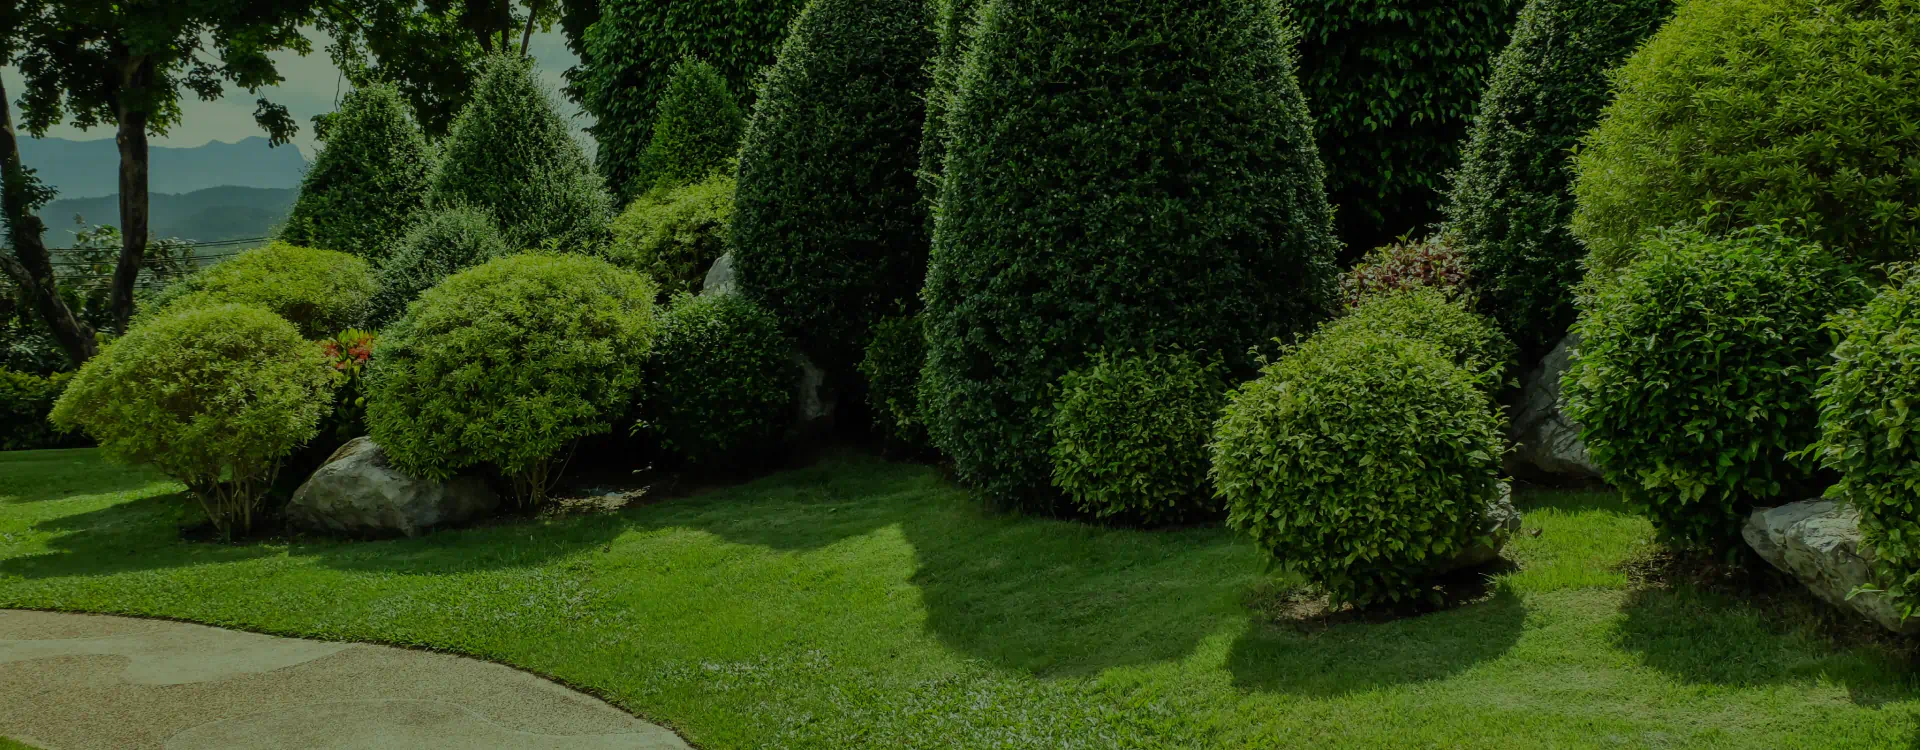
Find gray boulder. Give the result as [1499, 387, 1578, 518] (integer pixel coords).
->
[700, 252, 737, 297]
[700, 252, 835, 436]
[1434, 482, 1522, 574]
[285, 438, 499, 538]
[1744, 500, 1920, 635]
[1505, 333, 1602, 480]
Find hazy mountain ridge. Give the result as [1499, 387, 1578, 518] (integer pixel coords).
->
[40, 187, 297, 247]
[20, 136, 307, 199]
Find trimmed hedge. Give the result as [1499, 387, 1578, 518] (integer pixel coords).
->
[1564, 225, 1871, 552]
[860, 314, 929, 451]
[1286, 0, 1523, 254]
[732, 0, 937, 371]
[1325, 287, 1515, 394]
[366, 206, 512, 328]
[606, 174, 735, 300]
[917, 0, 988, 226]
[628, 58, 744, 200]
[636, 293, 797, 468]
[0, 369, 83, 451]
[280, 84, 434, 263]
[1445, 0, 1675, 357]
[139, 243, 377, 339]
[1572, 0, 1920, 281]
[1050, 350, 1226, 525]
[921, 0, 1341, 508]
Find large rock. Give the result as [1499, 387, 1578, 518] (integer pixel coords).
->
[700, 252, 737, 297]
[285, 438, 499, 537]
[1434, 482, 1522, 574]
[702, 251, 835, 436]
[1745, 500, 1920, 635]
[1506, 333, 1602, 480]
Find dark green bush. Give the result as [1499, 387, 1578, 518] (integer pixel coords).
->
[606, 174, 734, 300]
[365, 253, 657, 504]
[1810, 266, 1920, 620]
[732, 0, 937, 373]
[917, 0, 988, 226]
[859, 314, 928, 451]
[636, 293, 796, 468]
[1324, 287, 1515, 393]
[1563, 225, 1871, 552]
[1211, 325, 1506, 608]
[280, 84, 435, 263]
[1340, 234, 1472, 309]
[579, 0, 808, 202]
[1286, 0, 1523, 254]
[366, 206, 512, 328]
[140, 242, 377, 339]
[1445, 0, 1675, 357]
[1050, 350, 1226, 525]
[1572, 0, 1920, 282]
[429, 54, 612, 253]
[628, 57, 744, 200]
[0, 369, 83, 451]
[921, 0, 1341, 508]
[50, 304, 335, 537]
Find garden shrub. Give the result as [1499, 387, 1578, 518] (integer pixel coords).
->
[429, 54, 612, 253]
[1050, 350, 1226, 525]
[1572, 0, 1920, 282]
[636, 293, 796, 468]
[921, 0, 1341, 508]
[606, 174, 734, 300]
[917, 0, 988, 225]
[1211, 325, 1506, 608]
[280, 83, 435, 263]
[1285, 0, 1523, 254]
[1340, 234, 1472, 309]
[1563, 225, 1871, 552]
[1445, 0, 1675, 357]
[0, 369, 83, 451]
[366, 206, 511, 327]
[1323, 287, 1515, 394]
[859, 314, 928, 451]
[365, 253, 657, 504]
[579, 0, 808, 202]
[629, 57, 744, 200]
[49, 304, 335, 537]
[139, 242, 377, 339]
[1810, 266, 1920, 620]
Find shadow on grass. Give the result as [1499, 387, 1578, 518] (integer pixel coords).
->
[1225, 584, 1527, 696]
[0, 449, 169, 505]
[0, 492, 277, 579]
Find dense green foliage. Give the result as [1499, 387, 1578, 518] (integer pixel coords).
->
[428, 54, 612, 253]
[922, 0, 1340, 508]
[280, 84, 435, 262]
[365, 254, 656, 503]
[732, 0, 937, 370]
[1564, 226, 1870, 552]
[637, 294, 796, 468]
[1445, 0, 1675, 356]
[1340, 234, 1472, 309]
[366, 206, 512, 328]
[579, 0, 808, 201]
[0, 369, 81, 451]
[139, 243, 377, 339]
[1212, 325, 1506, 608]
[1049, 351, 1225, 526]
[1810, 267, 1920, 620]
[47, 304, 333, 536]
[629, 58, 744, 200]
[859, 314, 929, 451]
[916, 0, 987, 225]
[606, 174, 735, 300]
[1286, 0, 1522, 253]
[1323, 288, 1515, 394]
[1572, 0, 1920, 281]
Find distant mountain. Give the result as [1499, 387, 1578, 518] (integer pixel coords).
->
[18, 136, 307, 200]
[39, 186, 298, 248]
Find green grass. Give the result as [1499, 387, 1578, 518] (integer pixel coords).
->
[2, 448, 1917, 748]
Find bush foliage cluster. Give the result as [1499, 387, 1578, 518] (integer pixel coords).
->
[607, 174, 735, 300]
[637, 293, 796, 468]
[630, 58, 744, 200]
[1325, 287, 1515, 394]
[1340, 234, 1472, 309]
[367, 206, 512, 327]
[140, 243, 377, 340]
[1050, 350, 1225, 525]
[0, 369, 82, 451]
[859, 314, 930, 452]
[280, 84, 434, 262]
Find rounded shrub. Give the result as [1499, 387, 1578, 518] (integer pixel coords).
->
[1340, 234, 1472, 309]
[1211, 326, 1506, 608]
[636, 293, 797, 468]
[1563, 225, 1872, 552]
[606, 174, 734, 300]
[859, 314, 928, 450]
[629, 57, 744, 199]
[1811, 267, 1920, 619]
[280, 83, 435, 263]
[49, 304, 335, 537]
[365, 253, 657, 504]
[0, 369, 83, 451]
[1572, 0, 1920, 281]
[140, 242, 377, 339]
[1050, 351, 1226, 526]
[429, 54, 612, 253]
[1286, 0, 1523, 254]
[366, 206, 512, 328]
[922, 0, 1341, 508]
[1445, 0, 1675, 357]
[732, 0, 937, 371]
[1324, 287, 1515, 394]
[580, 0, 808, 201]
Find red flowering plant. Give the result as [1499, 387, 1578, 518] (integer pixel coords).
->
[1339, 233, 1472, 309]
[318, 329, 378, 442]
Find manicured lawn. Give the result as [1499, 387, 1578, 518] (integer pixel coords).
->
[2, 448, 1916, 748]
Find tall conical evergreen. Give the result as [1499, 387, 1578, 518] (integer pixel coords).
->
[281, 84, 433, 262]
[630, 58, 745, 200]
[1445, 0, 1675, 357]
[920, 0, 1341, 509]
[916, 0, 987, 226]
[428, 55, 612, 252]
[731, 0, 937, 371]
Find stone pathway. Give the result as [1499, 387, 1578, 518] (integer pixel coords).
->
[0, 610, 691, 750]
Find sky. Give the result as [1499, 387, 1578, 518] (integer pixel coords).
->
[1, 27, 593, 161]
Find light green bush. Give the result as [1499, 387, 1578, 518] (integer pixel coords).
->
[367, 206, 511, 327]
[280, 84, 434, 262]
[1050, 351, 1226, 525]
[630, 57, 744, 198]
[1323, 287, 1515, 394]
[606, 174, 734, 300]
[139, 242, 376, 339]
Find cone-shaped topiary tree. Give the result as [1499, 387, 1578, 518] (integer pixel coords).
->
[429, 54, 612, 253]
[1444, 0, 1674, 358]
[628, 57, 745, 200]
[921, 0, 1342, 510]
[916, 0, 988, 228]
[731, 0, 937, 372]
[281, 84, 434, 263]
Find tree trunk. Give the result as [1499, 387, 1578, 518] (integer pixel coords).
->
[0, 76, 96, 366]
[111, 57, 152, 333]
